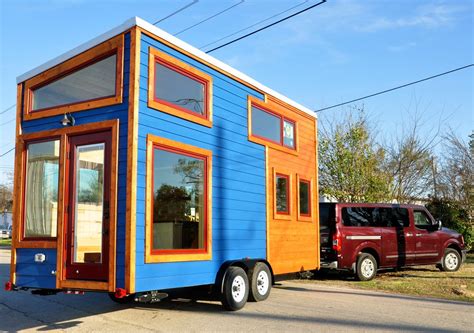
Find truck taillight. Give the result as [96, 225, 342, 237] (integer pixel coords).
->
[332, 231, 342, 252]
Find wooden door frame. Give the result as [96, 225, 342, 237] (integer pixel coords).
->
[64, 131, 112, 282]
[15, 119, 119, 292]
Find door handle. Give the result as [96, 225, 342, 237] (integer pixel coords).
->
[416, 233, 422, 237]
[405, 232, 413, 237]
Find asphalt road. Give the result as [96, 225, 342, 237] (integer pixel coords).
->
[0, 248, 472, 332]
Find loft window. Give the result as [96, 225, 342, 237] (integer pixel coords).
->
[151, 144, 208, 253]
[23, 35, 124, 121]
[299, 179, 311, 217]
[31, 55, 117, 111]
[276, 174, 290, 214]
[250, 104, 296, 149]
[23, 139, 60, 238]
[148, 48, 213, 127]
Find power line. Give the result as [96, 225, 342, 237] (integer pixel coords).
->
[200, 0, 309, 50]
[315, 64, 474, 113]
[0, 148, 14, 158]
[205, 0, 326, 53]
[0, 104, 16, 115]
[0, 118, 15, 126]
[153, 0, 199, 25]
[174, 0, 245, 36]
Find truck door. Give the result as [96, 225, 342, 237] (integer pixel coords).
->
[413, 209, 440, 264]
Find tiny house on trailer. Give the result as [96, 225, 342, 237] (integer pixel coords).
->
[7, 17, 319, 310]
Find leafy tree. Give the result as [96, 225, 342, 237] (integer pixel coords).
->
[319, 111, 392, 202]
[426, 198, 473, 249]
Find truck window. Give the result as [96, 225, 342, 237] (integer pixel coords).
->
[342, 207, 374, 227]
[414, 210, 433, 229]
[373, 207, 409, 228]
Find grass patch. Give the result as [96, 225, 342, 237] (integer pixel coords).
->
[0, 238, 12, 247]
[299, 253, 474, 302]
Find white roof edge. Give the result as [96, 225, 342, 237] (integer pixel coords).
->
[16, 16, 316, 118]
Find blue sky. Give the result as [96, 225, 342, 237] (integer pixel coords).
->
[0, 0, 473, 184]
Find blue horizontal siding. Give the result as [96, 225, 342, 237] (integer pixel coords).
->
[134, 34, 267, 292]
[15, 249, 56, 289]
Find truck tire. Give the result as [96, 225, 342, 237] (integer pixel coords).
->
[356, 253, 377, 281]
[248, 262, 271, 302]
[220, 266, 249, 311]
[439, 248, 461, 272]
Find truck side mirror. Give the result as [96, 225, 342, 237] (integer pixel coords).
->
[437, 220, 442, 230]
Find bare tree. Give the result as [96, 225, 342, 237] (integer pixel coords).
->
[437, 130, 473, 221]
[384, 111, 439, 203]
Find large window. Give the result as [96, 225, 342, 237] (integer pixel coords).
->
[149, 48, 213, 128]
[23, 35, 123, 121]
[250, 103, 296, 150]
[341, 207, 409, 228]
[151, 142, 209, 253]
[32, 55, 117, 111]
[24, 140, 60, 238]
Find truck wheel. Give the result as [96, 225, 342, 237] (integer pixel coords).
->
[356, 253, 377, 281]
[221, 266, 249, 311]
[248, 262, 271, 302]
[439, 248, 461, 272]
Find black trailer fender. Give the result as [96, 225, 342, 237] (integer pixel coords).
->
[215, 259, 274, 293]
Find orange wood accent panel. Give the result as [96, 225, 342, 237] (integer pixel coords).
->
[148, 47, 213, 128]
[59, 279, 108, 291]
[145, 134, 212, 263]
[262, 98, 319, 275]
[23, 35, 124, 121]
[125, 27, 141, 293]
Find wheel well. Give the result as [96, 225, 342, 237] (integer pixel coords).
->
[446, 243, 462, 257]
[359, 248, 380, 267]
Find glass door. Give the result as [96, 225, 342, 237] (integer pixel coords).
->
[65, 131, 111, 281]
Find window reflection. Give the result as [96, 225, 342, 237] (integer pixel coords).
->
[299, 180, 310, 215]
[152, 147, 205, 250]
[276, 174, 289, 214]
[252, 106, 281, 143]
[32, 55, 116, 111]
[25, 140, 60, 238]
[154, 62, 205, 115]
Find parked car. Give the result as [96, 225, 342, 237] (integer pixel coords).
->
[319, 203, 467, 280]
[0, 225, 12, 239]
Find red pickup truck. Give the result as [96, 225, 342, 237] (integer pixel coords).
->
[319, 203, 467, 280]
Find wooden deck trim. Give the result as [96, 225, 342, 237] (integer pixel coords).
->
[125, 27, 141, 294]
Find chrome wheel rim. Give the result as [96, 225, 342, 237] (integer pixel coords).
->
[231, 276, 246, 302]
[445, 252, 458, 270]
[361, 258, 375, 278]
[256, 270, 269, 296]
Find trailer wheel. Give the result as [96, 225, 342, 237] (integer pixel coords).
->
[248, 262, 271, 302]
[356, 253, 377, 281]
[220, 266, 249, 311]
[108, 292, 134, 304]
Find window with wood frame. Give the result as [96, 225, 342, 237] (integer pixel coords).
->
[23, 139, 60, 239]
[148, 48, 213, 128]
[298, 178, 312, 220]
[146, 135, 212, 263]
[23, 35, 124, 121]
[275, 173, 290, 215]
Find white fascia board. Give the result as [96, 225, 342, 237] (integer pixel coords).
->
[16, 17, 316, 118]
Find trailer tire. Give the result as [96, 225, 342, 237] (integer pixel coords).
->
[248, 262, 271, 302]
[220, 266, 249, 311]
[108, 292, 134, 304]
[356, 253, 377, 281]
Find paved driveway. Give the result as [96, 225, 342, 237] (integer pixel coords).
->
[0, 249, 472, 332]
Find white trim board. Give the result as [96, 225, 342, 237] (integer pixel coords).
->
[16, 17, 316, 118]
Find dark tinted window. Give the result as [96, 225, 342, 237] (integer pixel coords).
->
[299, 180, 310, 215]
[33, 55, 116, 110]
[152, 147, 205, 250]
[342, 207, 409, 227]
[252, 106, 281, 143]
[155, 62, 205, 115]
[276, 174, 289, 214]
[414, 210, 432, 229]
